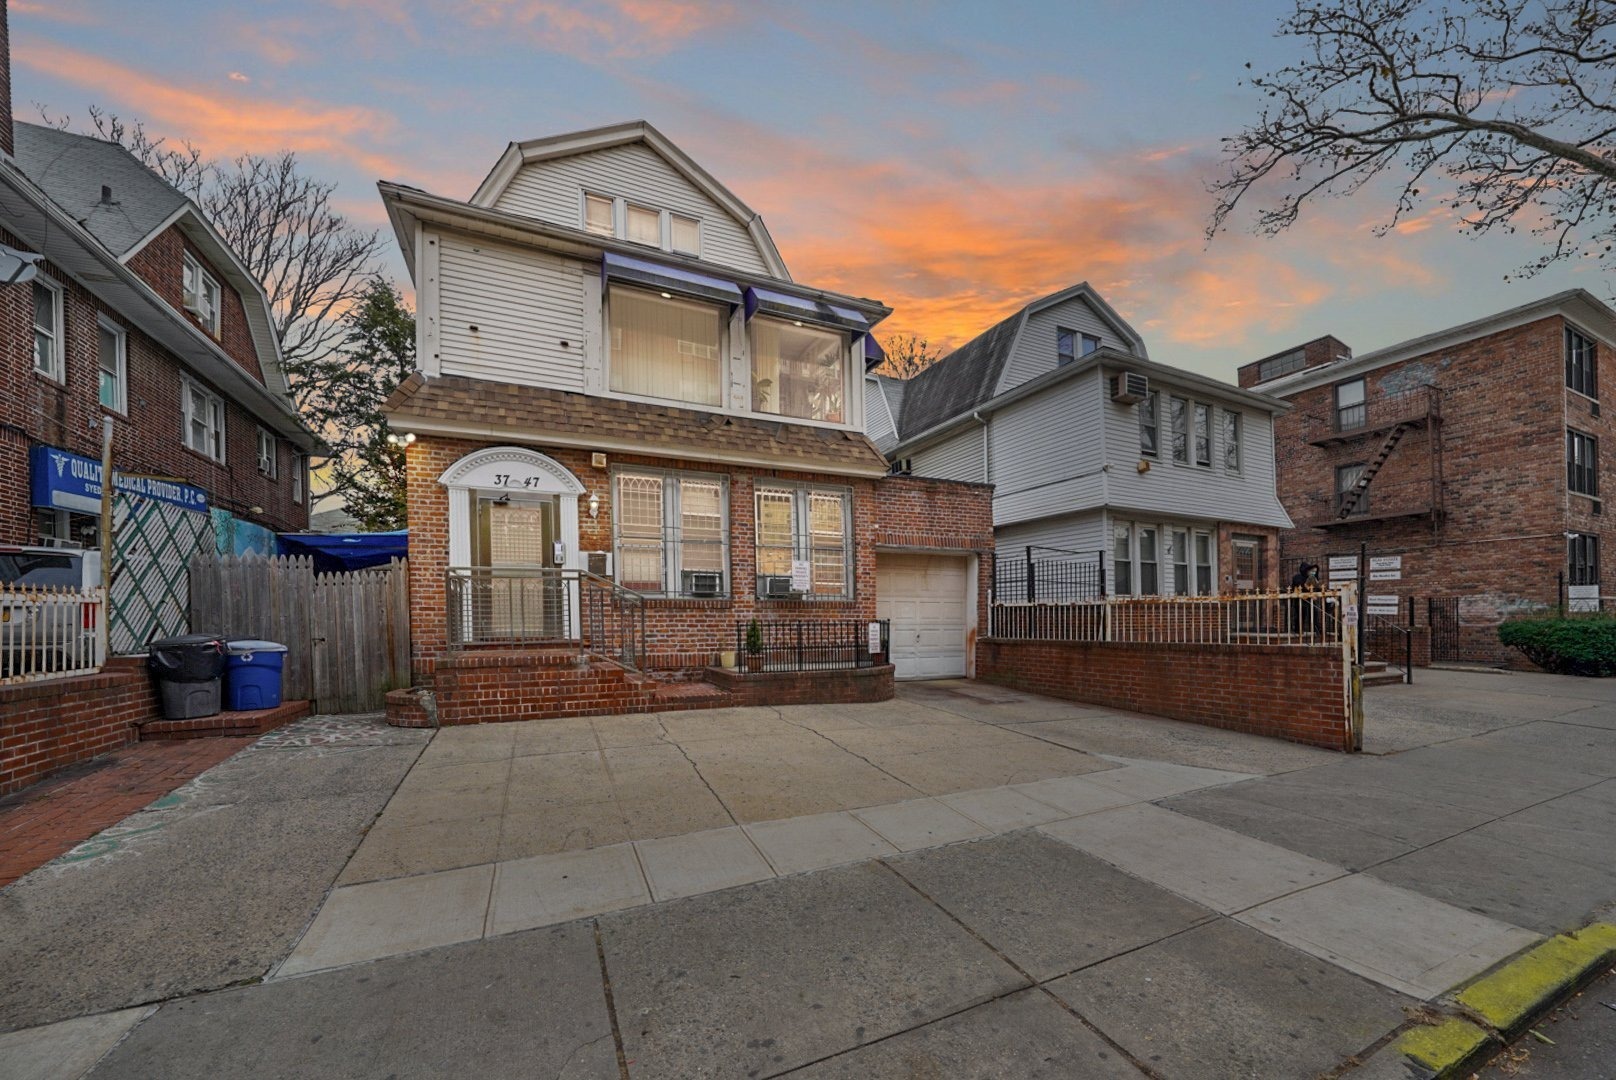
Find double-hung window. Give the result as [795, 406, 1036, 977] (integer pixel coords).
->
[614, 470, 730, 597]
[292, 454, 305, 504]
[1336, 462, 1368, 517]
[1111, 522, 1132, 596]
[97, 318, 127, 411]
[755, 485, 852, 599]
[1138, 391, 1159, 457]
[1138, 526, 1160, 595]
[1568, 428, 1599, 497]
[1168, 527, 1215, 595]
[1569, 533, 1600, 587]
[1171, 529, 1190, 596]
[1335, 378, 1366, 431]
[1193, 403, 1212, 466]
[1223, 410, 1242, 472]
[751, 318, 847, 423]
[1567, 325, 1598, 399]
[257, 428, 278, 478]
[1194, 532, 1214, 594]
[1169, 396, 1189, 464]
[182, 251, 221, 336]
[33, 278, 63, 380]
[182, 376, 226, 462]
[608, 287, 723, 406]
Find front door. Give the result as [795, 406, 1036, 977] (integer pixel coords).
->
[1232, 536, 1263, 593]
[473, 496, 563, 640]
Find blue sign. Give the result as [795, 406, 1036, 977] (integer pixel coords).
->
[30, 445, 209, 515]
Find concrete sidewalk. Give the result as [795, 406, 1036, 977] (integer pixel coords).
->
[2, 670, 1614, 1078]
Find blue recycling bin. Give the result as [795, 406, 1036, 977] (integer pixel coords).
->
[224, 639, 288, 710]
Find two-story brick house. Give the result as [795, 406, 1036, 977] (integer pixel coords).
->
[1243, 290, 1616, 666]
[873, 283, 1294, 598]
[380, 121, 994, 719]
[0, 113, 318, 548]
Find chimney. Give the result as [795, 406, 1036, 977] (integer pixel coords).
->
[0, 0, 12, 158]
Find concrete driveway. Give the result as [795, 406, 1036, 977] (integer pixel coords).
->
[3, 671, 1615, 1079]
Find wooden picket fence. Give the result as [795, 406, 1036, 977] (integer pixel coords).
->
[188, 553, 411, 714]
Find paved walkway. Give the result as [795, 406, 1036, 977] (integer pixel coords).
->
[1, 671, 1614, 1079]
[0, 737, 253, 888]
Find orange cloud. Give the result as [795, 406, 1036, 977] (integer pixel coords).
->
[16, 36, 406, 177]
[11, 0, 98, 25]
[448, 0, 735, 56]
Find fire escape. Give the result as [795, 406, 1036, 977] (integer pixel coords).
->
[1306, 385, 1444, 538]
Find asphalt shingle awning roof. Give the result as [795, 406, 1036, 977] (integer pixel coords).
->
[13, 123, 187, 258]
[385, 374, 892, 476]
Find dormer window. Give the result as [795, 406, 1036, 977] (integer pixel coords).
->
[626, 203, 660, 246]
[581, 192, 703, 258]
[584, 194, 614, 237]
[670, 214, 700, 256]
[182, 250, 221, 336]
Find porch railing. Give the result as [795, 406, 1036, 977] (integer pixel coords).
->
[1, 584, 107, 685]
[736, 619, 889, 673]
[989, 585, 1356, 651]
[445, 567, 647, 670]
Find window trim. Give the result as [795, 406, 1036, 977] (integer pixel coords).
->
[1114, 518, 1217, 597]
[96, 315, 128, 414]
[256, 427, 279, 479]
[611, 468, 732, 599]
[180, 374, 226, 463]
[1566, 323, 1599, 400]
[181, 250, 221, 336]
[32, 275, 65, 382]
[581, 190, 703, 259]
[1568, 427, 1599, 498]
[1335, 377, 1367, 432]
[754, 482, 854, 601]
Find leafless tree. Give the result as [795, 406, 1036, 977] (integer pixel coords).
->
[873, 333, 942, 379]
[1209, 0, 1616, 281]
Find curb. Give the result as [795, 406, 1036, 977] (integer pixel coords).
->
[1348, 921, 1616, 1079]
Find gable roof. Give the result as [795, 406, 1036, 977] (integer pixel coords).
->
[467, 120, 791, 280]
[894, 282, 1148, 439]
[12, 122, 294, 400]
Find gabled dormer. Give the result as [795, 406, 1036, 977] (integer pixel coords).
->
[469, 121, 789, 280]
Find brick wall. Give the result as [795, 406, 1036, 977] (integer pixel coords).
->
[1266, 314, 1608, 667]
[977, 638, 1353, 751]
[0, 231, 306, 541]
[871, 473, 996, 651]
[125, 225, 264, 382]
[0, 659, 160, 795]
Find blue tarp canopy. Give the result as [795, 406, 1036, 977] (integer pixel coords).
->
[277, 531, 407, 574]
[744, 286, 870, 336]
[602, 253, 743, 307]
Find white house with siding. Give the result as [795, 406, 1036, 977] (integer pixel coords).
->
[873, 284, 1295, 596]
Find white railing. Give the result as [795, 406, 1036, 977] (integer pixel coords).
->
[990, 585, 1358, 652]
[0, 585, 108, 685]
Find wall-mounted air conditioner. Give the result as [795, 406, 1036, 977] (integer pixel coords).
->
[763, 575, 796, 597]
[1109, 371, 1149, 404]
[683, 570, 723, 597]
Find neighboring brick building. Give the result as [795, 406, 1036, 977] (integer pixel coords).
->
[380, 121, 993, 720]
[0, 100, 318, 548]
[1242, 291, 1616, 666]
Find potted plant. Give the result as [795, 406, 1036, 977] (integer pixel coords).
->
[744, 618, 764, 673]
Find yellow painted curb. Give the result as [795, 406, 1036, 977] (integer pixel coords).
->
[1454, 922, 1616, 1034]
[1393, 1017, 1491, 1074]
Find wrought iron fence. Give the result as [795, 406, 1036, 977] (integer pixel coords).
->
[990, 585, 1355, 651]
[0, 584, 107, 684]
[992, 547, 1106, 603]
[735, 618, 889, 673]
[445, 567, 646, 670]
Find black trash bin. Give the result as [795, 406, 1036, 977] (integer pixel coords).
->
[147, 634, 227, 720]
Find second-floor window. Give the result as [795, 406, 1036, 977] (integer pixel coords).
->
[1139, 391, 1159, 457]
[182, 251, 221, 336]
[1569, 532, 1600, 586]
[608, 287, 723, 407]
[33, 279, 63, 380]
[182, 376, 226, 462]
[1169, 396, 1189, 464]
[1223, 410, 1242, 473]
[751, 318, 847, 424]
[97, 318, 126, 412]
[257, 428, 278, 478]
[1336, 462, 1368, 517]
[1568, 428, 1599, 497]
[755, 485, 852, 599]
[614, 470, 728, 597]
[293, 454, 306, 504]
[1567, 325, 1598, 399]
[1193, 403, 1212, 467]
[1335, 378, 1366, 431]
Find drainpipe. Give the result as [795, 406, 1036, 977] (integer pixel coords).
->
[972, 411, 990, 484]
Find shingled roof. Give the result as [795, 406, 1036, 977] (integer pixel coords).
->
[14, 123, 187, 258]
[385, 374, 891, 476]
[895, 309, 1023, 440]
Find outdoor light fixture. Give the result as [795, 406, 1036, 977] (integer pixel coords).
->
[386, 432, 417, 447]
[660, 291, 672, 299]
[588, 492, 601, 518]
[0, 244, 42, 286]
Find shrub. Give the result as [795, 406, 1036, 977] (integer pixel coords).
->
[1498, 616, 1616, 677]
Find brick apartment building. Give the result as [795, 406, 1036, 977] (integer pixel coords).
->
[1241, 291, 1616, 666]
[0, 108, 319, 549]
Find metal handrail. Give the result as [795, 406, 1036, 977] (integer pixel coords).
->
[1303, 385, 1442, 442]
[444, 567, 647, 671]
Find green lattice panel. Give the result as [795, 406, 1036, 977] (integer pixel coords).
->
[109, 493, 213, 654]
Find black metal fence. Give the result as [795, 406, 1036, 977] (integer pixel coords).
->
[735, 619, 889, 672]
[992, 547, 1106, 603]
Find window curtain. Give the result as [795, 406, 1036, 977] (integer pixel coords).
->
[751, 319, 846, 423]
[609, 288, 722, 406]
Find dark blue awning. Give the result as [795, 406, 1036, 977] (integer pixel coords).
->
[744, 286, 870, 336]
[602, 253, 743, 307]
[277, 531, 408, 574]
[863, 335, 886, 369]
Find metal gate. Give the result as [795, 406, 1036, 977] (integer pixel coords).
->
[1428, 597, 1461, 662]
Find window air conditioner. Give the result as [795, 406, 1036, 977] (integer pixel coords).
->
[763, 575, 795, 597]
[891, 457, 914, 476]
[683, 570, 723, 597]
[1109, 371, 1149, 404]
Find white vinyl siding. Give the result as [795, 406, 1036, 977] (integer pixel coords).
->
[908, 427, 984, 484]
[996, 295, 1132, 394]
[995, 512, 1107, 558]
[989, 368, 1105, 527]
[436, 232, 587, 391]
[493, 143, 769, 274]
[865, 377, 899, 453]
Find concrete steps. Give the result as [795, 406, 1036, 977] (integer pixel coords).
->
[140, 700, 310, 740]
[1361, 661, 1406, 687]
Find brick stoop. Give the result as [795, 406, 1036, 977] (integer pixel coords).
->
[139, 700, 310, 741]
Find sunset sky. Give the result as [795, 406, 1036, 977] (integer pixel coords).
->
[12, 0, 1603, 381]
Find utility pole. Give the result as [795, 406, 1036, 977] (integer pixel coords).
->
[99, 417, 114, 594]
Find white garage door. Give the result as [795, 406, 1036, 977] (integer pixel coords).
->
[877, 554, 970, 680]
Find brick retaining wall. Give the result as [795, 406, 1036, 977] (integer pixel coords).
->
[976, 638, 1354, 752]
[0, 658, 159, 795]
